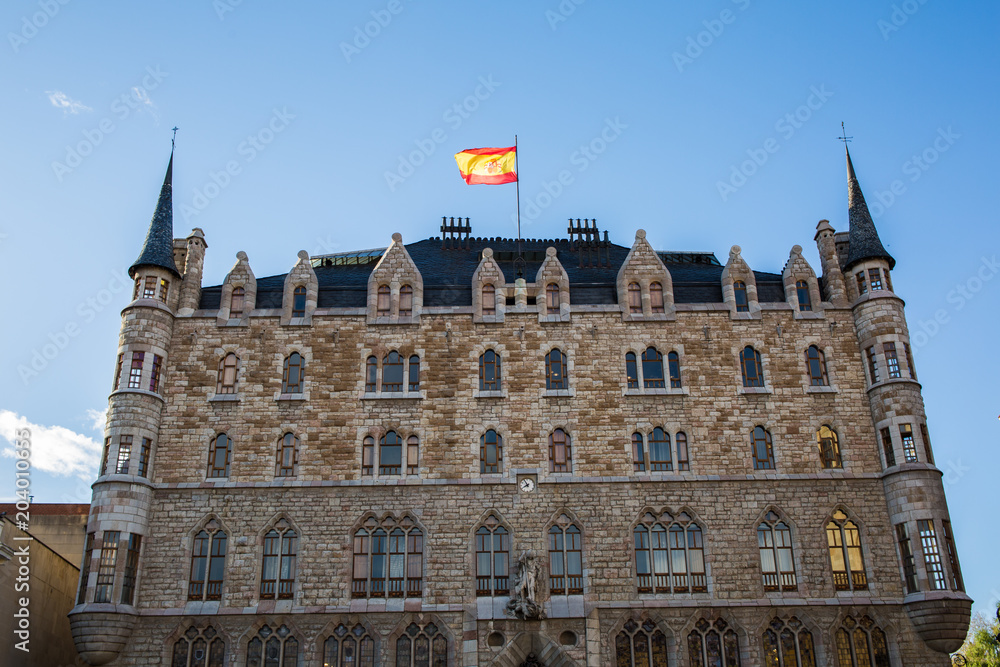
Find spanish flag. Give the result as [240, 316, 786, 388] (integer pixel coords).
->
[454, 146, 517, 185]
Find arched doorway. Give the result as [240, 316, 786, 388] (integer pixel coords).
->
[490, 632, 579, 667]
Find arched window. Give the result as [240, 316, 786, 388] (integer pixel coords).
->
[762, 617, 817, 667]
[615, 618, 669, 667]
[796, 280, 812, 312]
[380, 431, 402, 475]
[805, 346, 828, 386]
[827, 510, 867, 591]
[676, 432, 690, 471]
[352, 519, 422, 598]
[260, 525, 297, 600]
[733, 280, 749, 312]
[668, 351, 682, 388]
[549, 428, 571, 473]
[632, 433, 645, 472]
[475, 514, 510, 596]
[740, 346, 764, 387]
[376, 285, 391, 315]
[758, 511, 796, 591]
[395, 622, 447, 667]
[649, 428, 672, 471]
[399, 284, 413, 317]
[207, 434, 231, 478]
[817, 426, 842, 469]
[408, 355, 420, 392]
[642, 347, 664, 389]
[479, 349, 501, 391]
[189, 527, 227, 601]
[548, 518, 583, 594]
[634, 512, 705, 593]
[292, 285, 307, 318]
[546, 282, 560, 314]
[482, 284, 496, 316]
[752, 426, 775, 470]
[625, 352, 639, 389]
[480, 430, 502, 474]
[323, 624, 375, 667]
[688, 618, 742, 667]
[406, 436, 419, 475]
[362, 436, 375, 476]
[276, 433, 299, 477]
[173, 626, 226, 667]
[230, 286, 245, 318]
[282, 352, 304, 394]
[217, 353, 238, 394]
[835, 616, 891, 667]
[546, 348, 568, 390]
[383, 351, 404, 392]
[246, 624, 298, 667]
[365, 356, 378, 392]
[650, 282, 664, 313]
[628, 282, 642, 313]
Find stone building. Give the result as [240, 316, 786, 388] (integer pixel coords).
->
[69, 146, 970, 666]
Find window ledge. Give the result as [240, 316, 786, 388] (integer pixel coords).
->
[867, 377, 921, 393]
[110, 388, 165, 403]
[209, 394, 241, 403]
[543, 388, 575, 398]
[474, 389, 507, 399]
[738, 386, 772, 395]
[361, 391, 425, 401]
[93, 474, 155, 488]
[622, 312, 676, 322]
[805, 385, 838, 394]
[624, 387, 689, 397]
[283, 316, 312, 326]
[791, 310, 825, 320]
[275, 392, 308, 402]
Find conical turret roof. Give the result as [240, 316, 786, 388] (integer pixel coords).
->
[844, 145, 895, 270]
[129, 150, 180, 278]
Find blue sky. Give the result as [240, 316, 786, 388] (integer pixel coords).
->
[1, 1, 996, 613]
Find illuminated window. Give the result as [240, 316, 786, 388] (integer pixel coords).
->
[615, 618, 669, 667]
[817, 426, 842, 469]
[826, 510, 867, 591]
[762, 617, 816, 667]
[834, 616, 891, 667]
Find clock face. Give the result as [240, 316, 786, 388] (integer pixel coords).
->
[519, 478, 535, 492]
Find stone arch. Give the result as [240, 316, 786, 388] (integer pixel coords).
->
[313, 616, 380, 666]
[161, 619, 233, 667]
[489, 631, 581, 667]
[384, 613, 455, 666]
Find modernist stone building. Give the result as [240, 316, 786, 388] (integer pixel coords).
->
[69, 147, 971, 667]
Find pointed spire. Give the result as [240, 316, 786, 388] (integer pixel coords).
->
[844, 145, 895, 270]
[129, 147, 180, 278]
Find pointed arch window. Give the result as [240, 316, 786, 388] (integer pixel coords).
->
[817, 426, 842, 469]
[173, 626, 226, 667]
[282, 352, 304, 394]
[291, 285, 307, 318]
[323, 624, 375, 667]
[835, 616, 892, 667]
[826, 510, 867, 591]
[546, 348, 568, 390]
[628, 282, 642, 313]
[758, 511, 796, 591]
[217, 353, 238, 394]
[399, 284, 413, 317]
[480, 429, 502, 474]
[688, 618, 742, 667]
[276, 433, 299, 477]
[365, 356, 378, 392]
[805, 346, 828, 386]
[632, 433, 646, 472]
[733, 280, 749, 312]
[246, 624, 298, 667]
[362, 436, 375, 476]
[795, 280, 812, 311]
[207, 434, 232, 478]
[406, 436, 419, 475]
[634, 512, 705, 593]
[740, 346, 764, 387]
[476, 515, 510, 596]
[260, 525, 297, 600]
[668, 351, 682, 388]
[549, 428, 571, 473]
[376, 285, 391, 316]
[615, 618, 669, 667]
[481, 283, 496, 316]
[382, 351, 404, 392]
[676, 432, 690, 471]
[395, 622, 447, 667]
[762, 617, 817, 667]
[379, 431, 402, 475]
[189, 526, 227, 601]
[546, 282, 560, 314]
[752, 426, 775, 470]
[408, 355, 420, 392]
[649, 428, 672, 471]
[230, 286, 245, 318]
[625, 352, 639, 389]
[548, 519, 583, 594]
[642, 347, 664, 388]
[352, 519, 422, 598]
[650, 282, 665, 313]
[479, 349, 501, 391]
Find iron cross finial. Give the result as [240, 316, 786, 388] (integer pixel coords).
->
[171, 126, 179, 148]
[838, 122, 852, 145]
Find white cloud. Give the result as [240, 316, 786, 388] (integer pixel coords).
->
[46, 90, 92, 114]
[0, 410, 102, 480]
[130, 87, 159, 123]
[86, 408, 107, 433]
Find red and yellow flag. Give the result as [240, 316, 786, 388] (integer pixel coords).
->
[454, 146, 517, 185]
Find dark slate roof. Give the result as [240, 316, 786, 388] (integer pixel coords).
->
[844, 147, 895, 271]
[199, 237, 786, 310]
[130, 151, 180, 278]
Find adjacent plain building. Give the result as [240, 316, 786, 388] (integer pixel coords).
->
[69, 146, 971, 666]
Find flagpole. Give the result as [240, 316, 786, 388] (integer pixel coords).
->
[515, 134, 523, 277]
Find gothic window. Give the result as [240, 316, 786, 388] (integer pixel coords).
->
[217, 353, 238, 394]
[632, 433, 646, 472]
[482, 284, 495, 316]
[762, 617, 816, 667]
[805, 346, 828, 386]
[383, 351, 404, 391]
[668, 351, 681, 388]
[120, 533, 142, 604]
[230, 286, 245, 318]
[352, 518, 423, 598]
[855, 272, 867, 296]
[114, 352, 124, 390]
[817, 425, 842, 469]
[128, 351, 145, 389]
[377, 285, 391, 315]
[362, 436, 375, 476]
[942, 520, 964, 591]
[159, 278, 170, 302]
[880, 428, 896, 468]
[752, 426, 775, 470]
[628, 282, 642, 313]
[94, 530, 120, 603]
[899, 424, 917, 462]
[650, 282, 665, 313]
[137, 438, 151, 477]
[260, 523, 297, 600]
[626, 352, 639, 389]
[649, 428, 672, 471]
[207, 434, 231, 478]
[548, 518, 583, 594]
[866, 346, 879, 384]
[479, 349, 501, 391]
[365, 356, 378, 392]
[399, 284, 413, 317]
[758, 511, 796, 592]
[895, 523, 917, 594]
[546, 282, 560, 314]
[292, 285, 307, 318]
[795, 280, 812, 311]
[549, 428, 571, 473]
[150, 354, 163, 393]
[395, 622, 448, 667]
[282, 353, 304, 393]
[406, 436, 419, 475]
[408, 356, 420, 391]
[918, 519, 947, 590]
[323, 624, 375, 667]
[380, 431, 403, 475]
[676, 432, 690, 471]
[116, 435, 133, 474]
[189, 526, 227, 601]
[826, 510, 867, 591]
[688, 618, 742, 667]
[733, 280, 749, 312]
[78, 533, 94, 604]
[868, 268, 883, 291]
[172, 626, 226, 667]
[904, 343, 916, 380]
[546, 348, 568, 390]
[276, 433, 299, 477]
[740, 346, 764, 387]
[480, 430, 502, 474]
[475, 514, 510, 596]
[634, 511, 706, 593]
[615, 618, 669, 667]
[246, 624, 299, 667]
[642, 347, 664, 388]
[834, 616, 891, 667]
